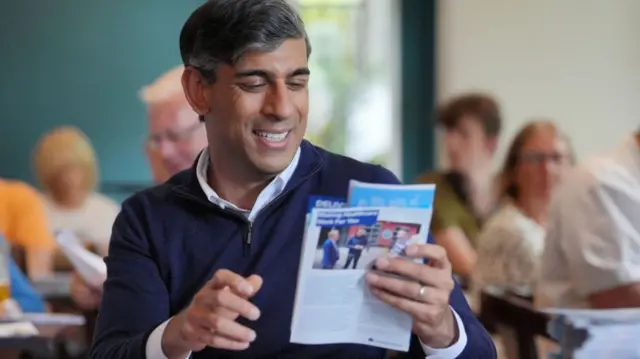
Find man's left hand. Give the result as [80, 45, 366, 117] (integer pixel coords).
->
[365, 244, 457, 348]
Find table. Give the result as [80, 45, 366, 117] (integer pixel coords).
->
[0, 317, 85, 359]
[31, 274, 72, 301]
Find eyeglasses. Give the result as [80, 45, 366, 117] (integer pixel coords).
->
[147, 122, 203, 149]
[519, 151, 570, 165]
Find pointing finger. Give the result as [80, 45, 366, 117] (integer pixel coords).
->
[210, 269, 255, 296]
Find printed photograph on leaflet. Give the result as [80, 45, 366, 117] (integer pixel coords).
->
[312, 216, 424, 271]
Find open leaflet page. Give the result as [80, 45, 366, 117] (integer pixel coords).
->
[290, 206, 434, 351]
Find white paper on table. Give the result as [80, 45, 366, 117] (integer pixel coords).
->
[543, 308, 640, 358]
[0, 321, 39, 337]
[543, 307, 640, 327]
[572, 322, 640, 359]
[55, 230, 106, 288]
[21, 313, 86, 326]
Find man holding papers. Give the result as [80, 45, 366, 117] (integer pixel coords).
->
[90, 1, 495, 359]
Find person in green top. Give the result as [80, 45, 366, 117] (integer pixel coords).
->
[416, 93, 502, 280]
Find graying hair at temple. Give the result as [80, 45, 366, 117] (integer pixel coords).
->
[179, 0, 312, 84]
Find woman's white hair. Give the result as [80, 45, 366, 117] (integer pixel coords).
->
[138, 65, 186, 105]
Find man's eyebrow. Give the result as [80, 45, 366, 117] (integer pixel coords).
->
[291, 67, 310, 77]
[234, 70, 269, 78]
[233, 67, 311, 79]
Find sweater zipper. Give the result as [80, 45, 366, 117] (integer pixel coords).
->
[174, 162, 322, 257]
[244, 222, 253, 256]
[240, 167, 321, 256]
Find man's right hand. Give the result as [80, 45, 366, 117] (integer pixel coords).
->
[161, 270, 263, 358]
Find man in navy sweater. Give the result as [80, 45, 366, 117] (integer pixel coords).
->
[90, 1, 496, 358]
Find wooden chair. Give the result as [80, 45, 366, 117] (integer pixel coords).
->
[480, 290, 556, 359]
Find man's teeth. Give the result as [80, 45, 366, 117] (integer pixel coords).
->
[256, 131, 288, 142]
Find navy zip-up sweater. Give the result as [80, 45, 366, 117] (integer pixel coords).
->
[90, 141, 496, 359]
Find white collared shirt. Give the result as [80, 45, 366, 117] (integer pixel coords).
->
[145, 146, 467, 359]
[195, 147, 301, 221]
[536, 135, 640, 309]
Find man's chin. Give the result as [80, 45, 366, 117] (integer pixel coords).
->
[164, 163, 190, 176]
[252, 155, 295, 176]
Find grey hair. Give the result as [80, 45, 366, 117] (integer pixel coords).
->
[180, 0, 311, 83]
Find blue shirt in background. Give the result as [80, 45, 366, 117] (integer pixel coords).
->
[0, 234, 46, 313]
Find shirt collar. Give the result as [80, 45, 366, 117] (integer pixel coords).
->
[195, 146, 301, 211]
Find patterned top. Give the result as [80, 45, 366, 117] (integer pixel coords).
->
[472, 201, 545, 297]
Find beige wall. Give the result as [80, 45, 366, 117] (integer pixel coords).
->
[436, 0, 640, 169]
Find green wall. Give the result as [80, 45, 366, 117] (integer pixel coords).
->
[400, 0, 437, 182]
[0, 1, 202, 197]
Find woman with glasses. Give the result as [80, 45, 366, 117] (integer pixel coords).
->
[473, 120, 574, 296]
[472, 120, 574, 359]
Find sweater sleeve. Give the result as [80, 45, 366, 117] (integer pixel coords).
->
[90, 196, 171, 359]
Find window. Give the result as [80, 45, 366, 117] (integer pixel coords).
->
[294, 0, 401, 175]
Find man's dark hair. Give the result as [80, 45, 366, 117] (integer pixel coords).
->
[179, 0, 311, 83]
[437, 93, 502, 137]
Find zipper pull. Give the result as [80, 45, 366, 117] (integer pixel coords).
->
[244, 222, 253, 256]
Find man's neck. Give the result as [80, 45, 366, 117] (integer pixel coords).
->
[206, 158, 273, 211]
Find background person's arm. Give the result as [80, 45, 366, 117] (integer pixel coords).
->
[556, 169, 640, 308]
[433, 226, 477, 278]
[415, 173, 478, 277]
[9, 183, 55, 278]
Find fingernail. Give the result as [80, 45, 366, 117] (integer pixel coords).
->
[376, 257, 389, 269]
[365, 272, 378, 283]
[239, 282, 254, 295]
[248, 330, 256, 342]
[249, 307, 261, 321]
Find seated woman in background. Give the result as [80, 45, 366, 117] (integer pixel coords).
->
[473, 120, 574, 296]
[32, 126, 120, 259]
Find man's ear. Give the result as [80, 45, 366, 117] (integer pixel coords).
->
[181, 67, 211, 118]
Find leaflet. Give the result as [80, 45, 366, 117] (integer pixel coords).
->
[347, 180, 436, 209]
[55, 230, 106, 288]
[290, 206, 434, 351]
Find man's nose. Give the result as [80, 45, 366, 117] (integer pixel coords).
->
[262, 82, 295, 120]
[156, 139, 177, 157]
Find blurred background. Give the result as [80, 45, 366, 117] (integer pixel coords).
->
[1, 0, 637, 199]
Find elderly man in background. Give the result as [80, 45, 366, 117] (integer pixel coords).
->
[70, 65, 208, 311]
[142, 65, 208, 183]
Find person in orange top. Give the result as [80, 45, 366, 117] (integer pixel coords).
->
[0, 179, 55, 278]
